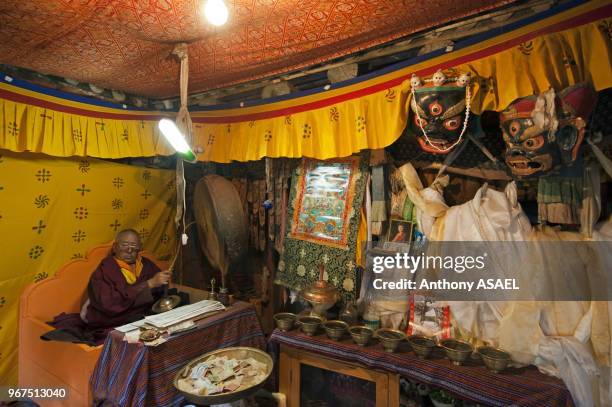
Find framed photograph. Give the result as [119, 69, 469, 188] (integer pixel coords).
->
[407, 292, 451, 339]
[383, 219, 413, 252]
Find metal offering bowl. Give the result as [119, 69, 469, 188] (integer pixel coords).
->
[273, 312, 297, 332]
[348, 325, 374, 347]
[440, 338, 474, 366]
[298, 315, 322, 336]
[407, 335, 437, 359]
[174, 347, 273, 406]
[478, 346, 511, 373]
[322, 320, 348, 341]
[375, 328, 406, 353]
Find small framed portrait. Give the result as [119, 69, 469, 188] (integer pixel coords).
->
[383, 219, 414, 252]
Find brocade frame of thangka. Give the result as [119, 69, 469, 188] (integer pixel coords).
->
[289, 157, 360, 250]
[275, 154, 366, 300]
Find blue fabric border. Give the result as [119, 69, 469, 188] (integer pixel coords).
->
[0, 74, 150, 111]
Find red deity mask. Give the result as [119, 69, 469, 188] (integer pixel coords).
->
[500, 83, 597, 178]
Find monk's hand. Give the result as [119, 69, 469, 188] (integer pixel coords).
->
[147, 270, 172, 288]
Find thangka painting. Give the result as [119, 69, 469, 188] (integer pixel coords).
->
[276, 155, 366, 301]
[289, 157, 359, 249]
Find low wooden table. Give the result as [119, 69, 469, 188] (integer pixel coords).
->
[90, 302, 266, 407]
[270, 329, 574, 407]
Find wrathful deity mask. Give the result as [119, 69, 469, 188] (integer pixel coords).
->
[500, 83, 597, 178]
[409, 70, 473, 154]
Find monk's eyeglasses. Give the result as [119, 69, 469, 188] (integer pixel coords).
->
[118, 242, 141, 250]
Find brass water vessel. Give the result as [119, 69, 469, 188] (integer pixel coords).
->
[300, 265, 340, 319]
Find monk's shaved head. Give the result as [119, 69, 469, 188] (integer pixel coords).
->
[115, 228, 140, 242]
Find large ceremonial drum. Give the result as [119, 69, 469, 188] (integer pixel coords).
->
[193, 175, 248, 280]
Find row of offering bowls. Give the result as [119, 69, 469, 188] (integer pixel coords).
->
[274, 313, 512, 373]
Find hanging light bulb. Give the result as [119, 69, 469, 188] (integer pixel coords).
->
[204, 0, 229, 26]
[158, 119, 197, 162]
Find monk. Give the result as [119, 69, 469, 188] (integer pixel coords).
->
[80, 229, 171, 328]
[43, 229, 171, 344]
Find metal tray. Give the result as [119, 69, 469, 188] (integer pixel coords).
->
[173, 346, 273, 405]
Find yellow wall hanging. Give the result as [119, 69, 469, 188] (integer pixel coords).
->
[0, 149, 176, 385]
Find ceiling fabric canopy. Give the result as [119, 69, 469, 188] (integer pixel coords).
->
[0, 0, 514, 98]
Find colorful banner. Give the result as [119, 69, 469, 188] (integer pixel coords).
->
[0, 0, 610, 163]
[0, 150, 177, 385]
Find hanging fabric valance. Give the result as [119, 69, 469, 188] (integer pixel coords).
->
[0, 79, 172, 158]
[0, 0, 610, 163]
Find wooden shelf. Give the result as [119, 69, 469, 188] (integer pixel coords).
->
[279, 344, 399, 407]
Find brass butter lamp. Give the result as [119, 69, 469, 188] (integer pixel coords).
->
[300, 265, 340, 319]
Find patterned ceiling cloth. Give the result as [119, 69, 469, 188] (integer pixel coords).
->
[0, 0, 513, 97]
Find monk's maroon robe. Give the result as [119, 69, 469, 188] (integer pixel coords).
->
[84, 255, 162, 328]
[44, 255, 163, 345]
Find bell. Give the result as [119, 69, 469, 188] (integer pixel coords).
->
[208, 277, 218, 301]
[299, 264, 340, 319]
